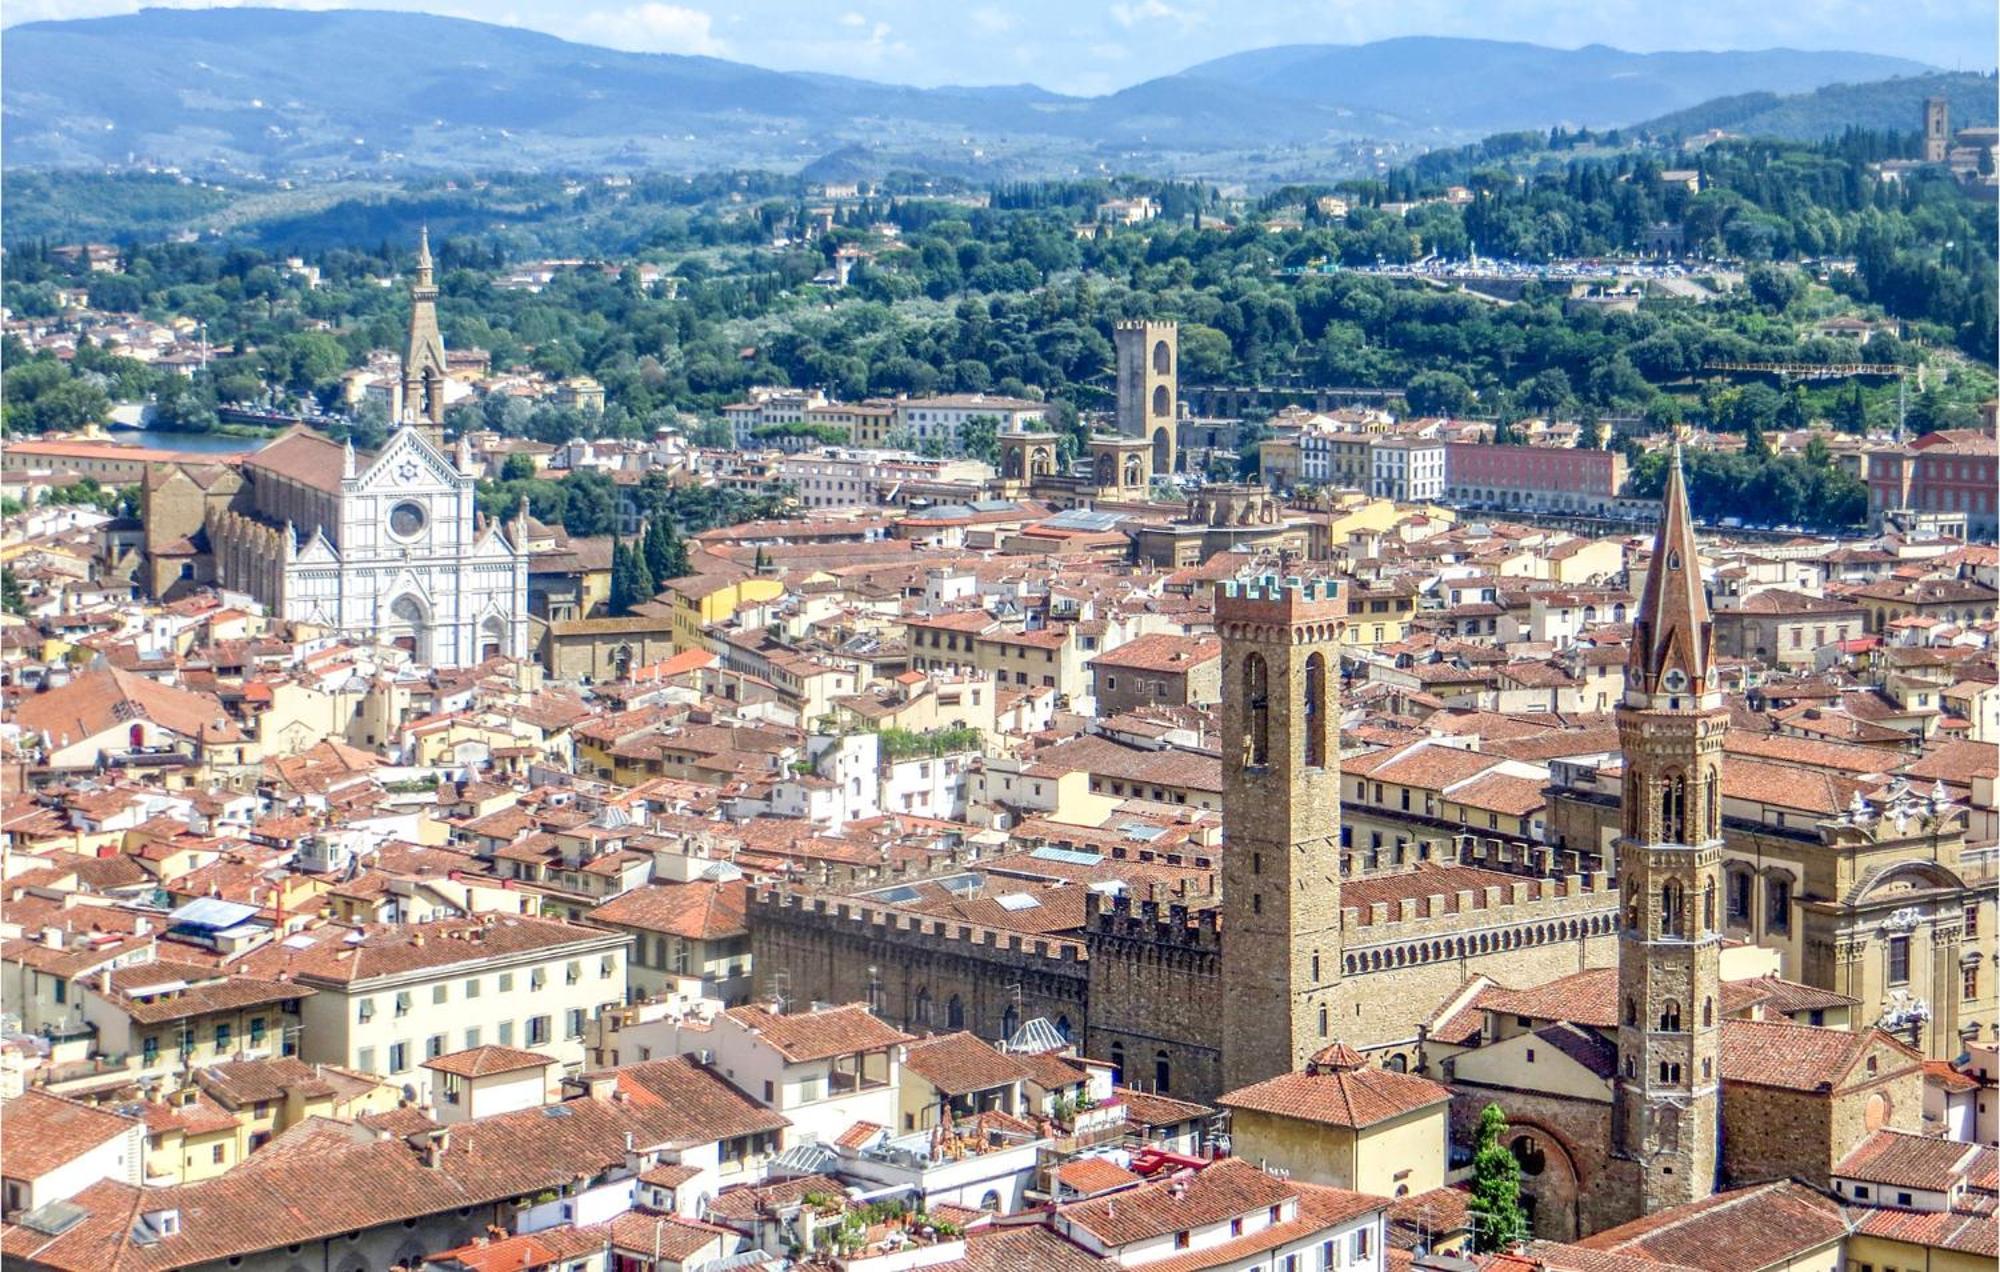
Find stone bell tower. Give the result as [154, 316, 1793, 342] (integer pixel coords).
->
[401, 225, 450, 448]
[1612, 445, 1725, 1216]
[1115, 320, 1178, 476]
[1218, 574, 1346, 1095]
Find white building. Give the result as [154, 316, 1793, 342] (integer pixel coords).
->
[0, 1091, 145, 1219]
[213, 427, 530, 668]
[1369, 436, 1446, 503]
[1047, 1158, 1388, 1271]
[893, 394, 1052, 453]
[621, 1001, 909, 1150]
[423, 1045, 559, 1124]
[237, 915, 631, 1100]
[775, 449, 889, 510]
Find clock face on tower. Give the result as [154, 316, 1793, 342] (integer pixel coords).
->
[389, 500, 428, 540]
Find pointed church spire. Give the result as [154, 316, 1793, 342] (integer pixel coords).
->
[416, 223, 434, 286]
[1629, 439, 1714, 704]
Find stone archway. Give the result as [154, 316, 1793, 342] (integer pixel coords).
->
[1152, 425, 1172, 475]
[1507, 1122, 1585, 1242]
[387, 594, 431, 665]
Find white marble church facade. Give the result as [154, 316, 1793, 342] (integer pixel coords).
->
[207, 230, 529, 668]
[213, 426, 530, 667]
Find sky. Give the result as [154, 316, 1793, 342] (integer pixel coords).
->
[4, 0, 1993, 94]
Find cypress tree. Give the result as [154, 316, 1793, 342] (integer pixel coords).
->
[1468, 1103, 1527, 1253]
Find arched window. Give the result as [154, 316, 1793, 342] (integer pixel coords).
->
[1110, 1041, 1125, 1077]
[1318, 1004, 1329, 1037]
[1702, 878, 1716, 933]
[1624, 996, 1637, 1026]
[1055, 1014, 1072, 1041]
[1152, 384, 1170, 417]
[1242, 653, 1271, 767]
[1303, 652, 1328, 769]
[1702, 997, 1714, 1027]
[1659, 999, 1682, 1032]
[1154, 1050, 1171, 1094]
[1706, 779, 1719, 839]
[980, 1190, 1002, 1213]
[913, 988, 931, 1026]
[1661, 881, 1685, 938]
[947, 995, 965, 1029]
[1001, 1004, 1020, 1042]
[1152, 339, 1171, 374]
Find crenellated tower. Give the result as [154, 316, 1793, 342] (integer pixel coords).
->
[1612, 446, 1725, 1214]
[1218, 574, 1346, 1095]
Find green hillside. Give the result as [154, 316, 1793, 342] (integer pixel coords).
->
[1635, 71, 1996, 141]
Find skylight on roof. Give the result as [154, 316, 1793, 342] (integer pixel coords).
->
[1028, 846, 1103, 866]
[994, 892, 1042, 911]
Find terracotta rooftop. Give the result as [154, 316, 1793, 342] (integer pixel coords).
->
[1218, 1050, 1449, 1129]
[423, 1044, 556, 1079]
[725, 1002, 912, 1063]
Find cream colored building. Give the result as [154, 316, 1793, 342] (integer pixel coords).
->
[1218, 1043, 1451, 1198]
[236, 915, 630, 1099]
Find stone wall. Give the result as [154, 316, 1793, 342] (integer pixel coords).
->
[748, 890, 1089, 1044]
[1443, 1085, 1634, 1242]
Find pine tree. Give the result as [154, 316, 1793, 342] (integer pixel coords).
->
[1467, 1103, 1527, 1253]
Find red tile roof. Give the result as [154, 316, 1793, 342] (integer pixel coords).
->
[724, 1003, 911, 1063]
[1218, 1052, 1449, 1129]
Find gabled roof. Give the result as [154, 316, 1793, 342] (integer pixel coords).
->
[0, 1091, 137, 1181]
[724, 1002, 912, 1063]
[900, 1031, 1034, 1096]
[1218, 1047, 1449, 1129]
[1574, 1179, 1848, 1271]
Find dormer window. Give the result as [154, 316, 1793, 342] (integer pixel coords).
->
[1667, 549, 1681, 571]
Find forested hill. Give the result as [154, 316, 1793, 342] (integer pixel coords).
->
[1635, 71, 1997, 141]
[0, 9, 1937, 178]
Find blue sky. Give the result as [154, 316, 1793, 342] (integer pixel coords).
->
[6, 0, 1992, 93]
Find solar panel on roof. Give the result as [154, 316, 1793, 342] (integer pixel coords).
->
[1029, 846, 1104, 867]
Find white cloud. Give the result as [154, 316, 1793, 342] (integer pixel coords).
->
[1107, 0, 1202, 30]
[969, 6, 1014, 34]
[837, 10, 867, 26]
[573, 2, 724, 54]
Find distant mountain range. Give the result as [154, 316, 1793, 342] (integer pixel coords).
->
[0, 9, 1941, 178]
[1632, 70, 1997, 140]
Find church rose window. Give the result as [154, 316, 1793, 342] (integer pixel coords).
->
[390, 501, 428, 538]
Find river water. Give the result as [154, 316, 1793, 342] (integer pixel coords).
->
[110, 426, 263, 455]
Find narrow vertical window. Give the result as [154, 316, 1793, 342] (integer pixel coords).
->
[1303, 652, 1327, 769]
[1244, 652, 1271, 767]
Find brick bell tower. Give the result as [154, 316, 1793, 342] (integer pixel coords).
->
[1218, 574, 1346, 1095]
[1612, 445, 1726, 1215]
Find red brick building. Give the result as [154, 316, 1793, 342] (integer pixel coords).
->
[1867, 429, 1998, 538]
[1445, 443, 1627, 514]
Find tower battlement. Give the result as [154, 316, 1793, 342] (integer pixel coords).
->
[749, 886, 1086, 966]
[1086, 890, 1222, 951]
[1216, 574, 1346, 627]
